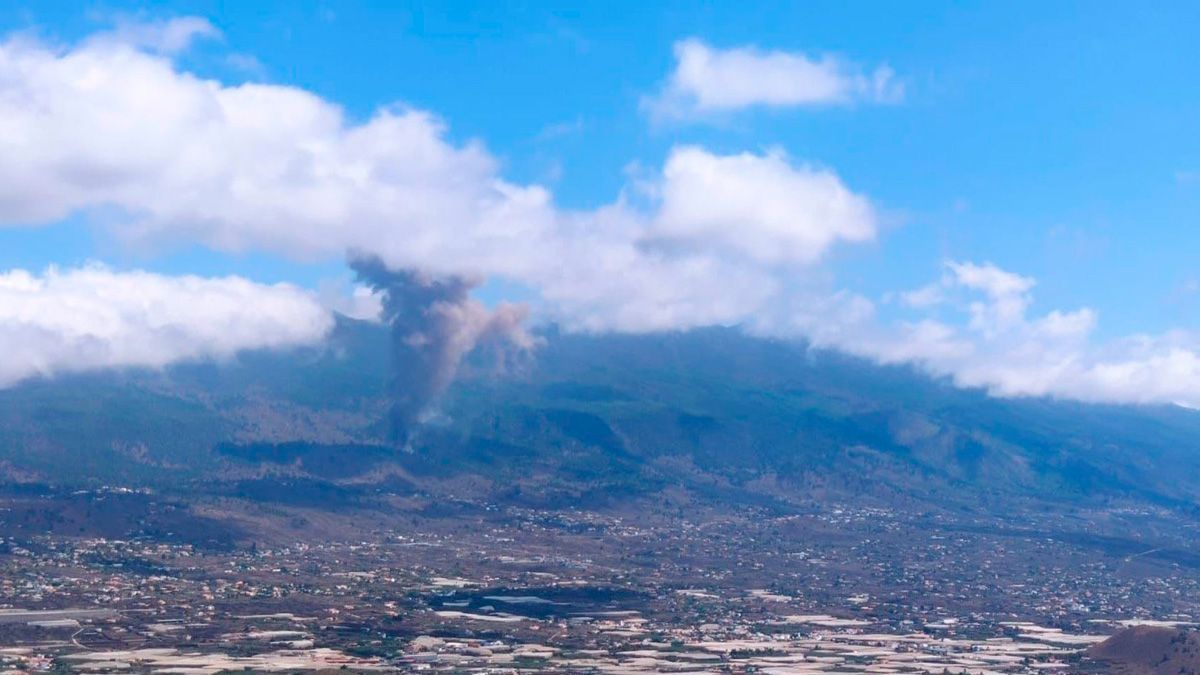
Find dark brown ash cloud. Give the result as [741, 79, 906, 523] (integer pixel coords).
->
[352, 257, 536, 446]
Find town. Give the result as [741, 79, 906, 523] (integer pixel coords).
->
[0, 495, 1194, 673]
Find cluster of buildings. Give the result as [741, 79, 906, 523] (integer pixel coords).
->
[0, 497, 1193, 672]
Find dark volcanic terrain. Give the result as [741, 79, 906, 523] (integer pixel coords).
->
[1087, 626, 1200, 674]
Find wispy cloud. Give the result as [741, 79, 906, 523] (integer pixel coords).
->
[534, 117, 586, 142]
[98, 16, 221, 54]
[645, 38, 903, 121]
[1176, 169, 1200, 186]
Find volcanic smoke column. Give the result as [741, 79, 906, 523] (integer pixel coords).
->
[352, 257, 536, 445]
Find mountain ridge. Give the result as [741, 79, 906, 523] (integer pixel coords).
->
[0, 319, 1197, 517]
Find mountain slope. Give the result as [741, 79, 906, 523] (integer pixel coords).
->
[0, 320, 1197, 517]
[1088, 626, 1200, 674]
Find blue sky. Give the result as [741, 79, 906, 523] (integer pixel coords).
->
[0, 1, 1199, 405]
[4, 1, 1199, 336]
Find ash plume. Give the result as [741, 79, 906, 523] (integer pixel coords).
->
[352, 257, 536, 446]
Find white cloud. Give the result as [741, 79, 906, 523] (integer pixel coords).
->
[815, 261, 1200, 408]
[0, 32, 875, 338]
[650, 146, 876, 265]
[945, 261, 1035, 336]
[0, 265, 332, 386]
[646, 38, 902, 119]
[0, 32, 552, 273]
[946, 261, 1035, 299]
